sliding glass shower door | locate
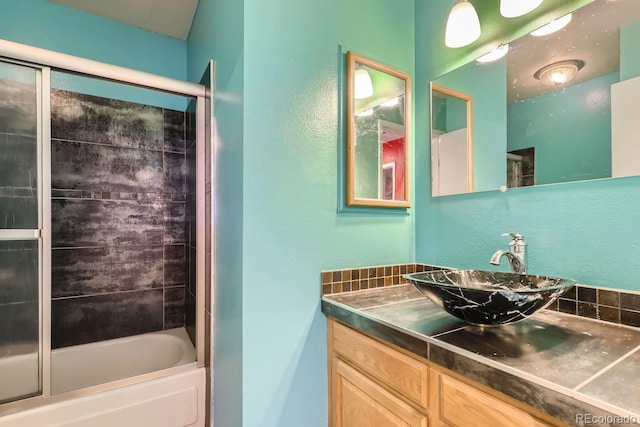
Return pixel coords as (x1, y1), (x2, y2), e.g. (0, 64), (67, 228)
(0, 60), (46, 404)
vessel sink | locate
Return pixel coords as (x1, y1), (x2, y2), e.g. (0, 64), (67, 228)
(403, 269), (576, 326)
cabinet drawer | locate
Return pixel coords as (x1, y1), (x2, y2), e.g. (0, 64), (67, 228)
(332, 322), (429, 409)
(436, 371), (550, 427)
(334, 359), (428, 427)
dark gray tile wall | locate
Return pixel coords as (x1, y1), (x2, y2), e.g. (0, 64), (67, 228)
(50, 90), (190, 348)
(185, 100), (197, 345)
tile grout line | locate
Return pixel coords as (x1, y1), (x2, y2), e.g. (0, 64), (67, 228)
(573, 344), (640, 391)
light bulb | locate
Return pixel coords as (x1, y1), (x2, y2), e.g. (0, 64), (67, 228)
(445, 0), (481, 48)
(477, 44), (510, 63)
(534, 60), (584, 87)
(354, 67), (373, 99)
(530, 13), (572, 37)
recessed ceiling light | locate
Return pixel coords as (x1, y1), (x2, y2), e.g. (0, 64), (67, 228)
(534, 60), (585, 86)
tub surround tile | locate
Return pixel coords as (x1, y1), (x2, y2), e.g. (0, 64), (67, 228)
(0, 240), (39, 304)
(51, 140), (164, 194)
(0, 196), (38, 229)
(0, 301), (39, 348)
(0, 134), (37, 189)
(163, 152), (187, 194)
(50, 91), (191, 347)
(51, 90), (163, 150)
(51, 198), (164, 247)
(164, 244), (187, 287)
(51, 289), (164, 349)
(51, 246), (164, 298)
(164, 286), (186, 329)
(163, 201), (186, 244)
(163, 109), (186, 153)
(0, 78), (37, 136)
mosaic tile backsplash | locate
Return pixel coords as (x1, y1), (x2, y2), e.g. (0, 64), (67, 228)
(322, 263), (640, 329)
(50, 90), (193, 349)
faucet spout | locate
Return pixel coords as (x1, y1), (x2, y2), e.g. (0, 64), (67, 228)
(490, 250), (525, 274)
(489, 233), (527, 274)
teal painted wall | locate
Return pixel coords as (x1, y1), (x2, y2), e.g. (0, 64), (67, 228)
(435, 58), (507, 192)
(507, 72), (616, 185)
(242, 1), (414, 426)
(0, 0), (187, 110)
(620, 20), (640, 81)
(188, 0), (414, 426)
(416, 0), (640, 292)
(187, 0), (245, 426)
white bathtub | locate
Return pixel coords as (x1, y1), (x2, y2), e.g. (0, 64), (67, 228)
(0, 328), (205, 427)
(52, 327), (196, 394)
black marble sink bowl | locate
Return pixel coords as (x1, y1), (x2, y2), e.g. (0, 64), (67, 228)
(403, 270), (576, 326)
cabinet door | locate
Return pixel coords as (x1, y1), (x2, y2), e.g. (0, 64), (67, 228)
(333, 359), (428, 427)
(433, 370), (551, 427)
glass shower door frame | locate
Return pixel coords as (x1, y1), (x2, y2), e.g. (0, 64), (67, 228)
(0, 39), (209, 415)
(0, 59), (51, 405)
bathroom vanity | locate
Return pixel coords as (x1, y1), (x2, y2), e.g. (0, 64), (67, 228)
(323, 285), (640, 426)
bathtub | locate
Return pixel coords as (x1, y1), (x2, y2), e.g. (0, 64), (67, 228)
(0, 328), (205, 427)
(52, 327), (196, 394)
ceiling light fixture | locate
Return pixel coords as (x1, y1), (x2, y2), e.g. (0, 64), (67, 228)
(500, 0), (543, 18)
(477, 44), (510, 63)
(445, 0), (481, 48)
(534, 59), (585, 87)
(354, 66), (373, 99)
(380, 97), (400, 107)
(530, 13), (572, 36)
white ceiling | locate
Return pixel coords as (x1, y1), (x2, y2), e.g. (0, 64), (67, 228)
(48, 0), (199, 40)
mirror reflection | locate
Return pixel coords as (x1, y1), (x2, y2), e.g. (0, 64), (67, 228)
(431, 0), (640, 196)
(346, 51), (411, 207)
(431, 83), (473, 196)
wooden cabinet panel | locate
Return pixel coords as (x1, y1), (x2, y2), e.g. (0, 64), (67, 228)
(434, 370), (550, 427)
(332, 321), (429, 409)
(334, 359), (428, 427)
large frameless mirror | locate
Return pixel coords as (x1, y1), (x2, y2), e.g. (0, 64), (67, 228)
(346, 51), (411, 208)
(430, 0), (640, 196)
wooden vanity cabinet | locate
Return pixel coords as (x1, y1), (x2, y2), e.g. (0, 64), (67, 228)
(328, 319), (564, 427)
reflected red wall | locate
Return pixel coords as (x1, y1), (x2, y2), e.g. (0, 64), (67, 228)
(382, 137), (404, 200)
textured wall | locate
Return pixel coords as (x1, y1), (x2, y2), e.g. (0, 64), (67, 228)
(50, 90), (190, 348)
(508, 72), (616, 185)
(416, 0), (640, 293)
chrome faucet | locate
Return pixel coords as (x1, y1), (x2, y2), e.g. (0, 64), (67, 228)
(490, 233), (527, 274)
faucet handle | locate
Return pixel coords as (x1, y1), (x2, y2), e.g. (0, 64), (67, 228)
(502, 232), (524, 241)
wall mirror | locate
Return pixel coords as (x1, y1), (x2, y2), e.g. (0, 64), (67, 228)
(431, 83), (473, 196)
(431, 0), (640, 196)
(346, 51), (411, 208)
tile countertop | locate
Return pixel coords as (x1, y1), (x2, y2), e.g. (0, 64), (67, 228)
(322, 284), (640, 427)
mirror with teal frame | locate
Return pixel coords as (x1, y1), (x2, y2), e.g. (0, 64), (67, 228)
(346, 51), (411, 208)
(431, 0), (640, 196)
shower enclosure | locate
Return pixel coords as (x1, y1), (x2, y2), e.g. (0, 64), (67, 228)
(0, 40), (211, 423)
